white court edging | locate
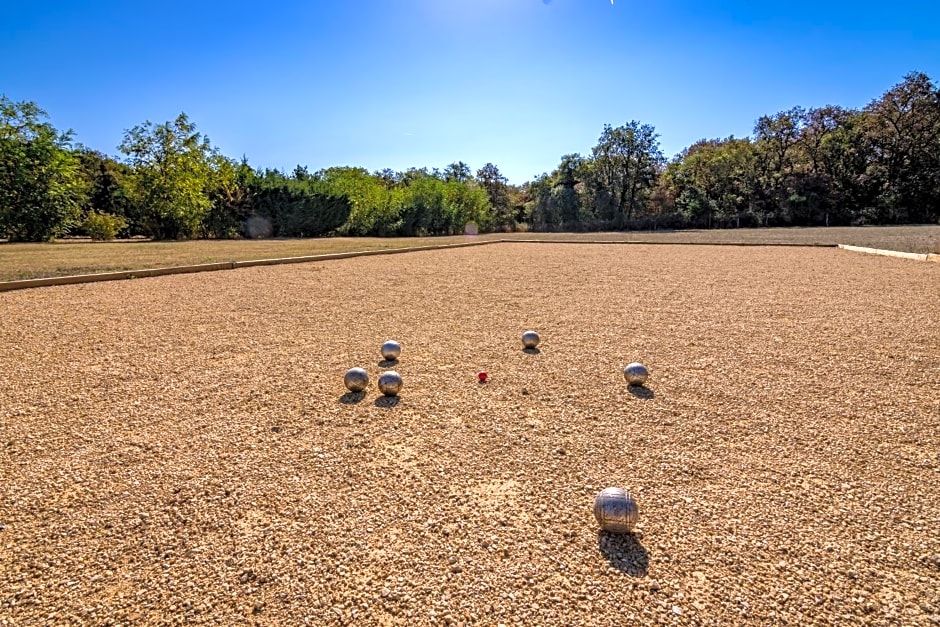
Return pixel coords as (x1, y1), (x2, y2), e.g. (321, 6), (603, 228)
(838, 244), (938, 262)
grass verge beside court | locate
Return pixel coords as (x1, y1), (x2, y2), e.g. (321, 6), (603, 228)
(1, 225), (938, 282)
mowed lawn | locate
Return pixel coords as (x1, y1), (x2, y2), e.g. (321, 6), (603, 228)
(1, 224), (939, 282)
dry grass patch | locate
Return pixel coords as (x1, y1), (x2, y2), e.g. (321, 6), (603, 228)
(505, 224), (940, 252)
(2, 225), (939, 282)
(0, 235), (497, 282)
(1, 244), (938, 625)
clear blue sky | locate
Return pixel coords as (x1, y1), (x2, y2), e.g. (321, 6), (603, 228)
(2, 0), (937, 184)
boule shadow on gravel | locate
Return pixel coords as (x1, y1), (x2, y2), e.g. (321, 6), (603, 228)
(597, 530), (649, 577)
(374, 396), (400, 408)
(522, 347), (541, 355)
(378, 358), (399, 368)
(338, 391), (366, 404)
(627, 385), (655, 400)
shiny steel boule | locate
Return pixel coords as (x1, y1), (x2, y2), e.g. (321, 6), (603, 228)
(381, 340), (401, 361)
(624, 362), (649, 386)
(343, 367), (369, 393)
(593, 487), (639, 533)
(377, 371), (403, 397)
(521, 330), (540, 349)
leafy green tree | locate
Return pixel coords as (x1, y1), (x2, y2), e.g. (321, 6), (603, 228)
(75, 149), (135, 234)
(524, 155), (594, 231)
(118, 113), (215, 239)
(590, 121), (664, 226)
(671, 138), (758, 227)
(754, 107), (804, 175)
(397, 171), (444, 235)
(249, 171), (351, 237)
(316, 167), (398, 235)
(83, 211), (127, 240)
(292, 165), (311, 181)
(861, 72), (940, 223)
(553, 154), (589, 227)
(443, 161), (472, 183)
(399, 167), (431, 186)
(751, 107), (807, 224)
(506, 184), (530, 228)
(391, 170), (493, 235)
(443, 179), (491, 233)
(0, 96), (86, 241)
(376, 168), (398, 190)
(811, 109), (877, 225)
(525, 174), (560, 230)
(476, 163), (511, 230)
(791, 106), (856, 225)
(205, 156), (256, 238)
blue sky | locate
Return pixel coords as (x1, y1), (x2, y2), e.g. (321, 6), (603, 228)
(2, 0), (938, 184)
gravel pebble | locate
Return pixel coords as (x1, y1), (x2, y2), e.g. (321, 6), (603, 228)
(1, 243), (938, 625)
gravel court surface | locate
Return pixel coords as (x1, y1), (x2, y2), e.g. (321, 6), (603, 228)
(1, 243), (938, 626)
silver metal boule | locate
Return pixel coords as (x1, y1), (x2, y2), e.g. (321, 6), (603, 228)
(343, 367), (369, 393)
(381, 340), (401, 361)
(593, 486), (638, 533)
(522, 330), (540, 349)
(377, 371), (403, 397)
(624, 362), (649, 386)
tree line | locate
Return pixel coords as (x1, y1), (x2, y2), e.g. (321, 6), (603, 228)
(1, 72), (937, 242)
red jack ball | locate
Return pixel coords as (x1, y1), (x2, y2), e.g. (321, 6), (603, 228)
(478, 371), (488, 383)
